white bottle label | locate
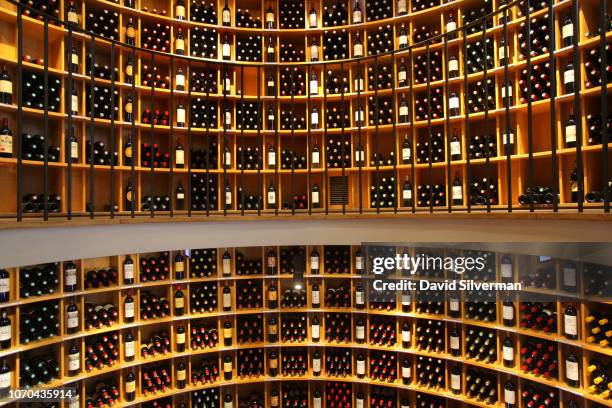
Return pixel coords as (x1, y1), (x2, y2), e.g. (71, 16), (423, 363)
(67, 11), (79, 24)
(450, 335), (459, 350)
(356, 292), (364, 305)
(225, 191), (232, 205)
(399, 106), (408, 116)
(0, 372), (10, 388)
(312, 191), (319, 204)
(505, 389), (516, 404)
(223, 43), (231, 58)
(71, 53), (79, 65)
(176, 332), (185, 344)
(355, 150), (364, 162)
(356, 399), (364, 408)
(0, 325), (10, 341)
(268, 151), (276, 166)
(69, 353), (80, 371)
(564, 69), (574, 84)
(357, 360), (365, 374)
(310, 46), (318, 61)
(176, 5), (185, 18)
(177, 108), (186, 124)
(503, 132), (514, 144)
(397, 0), (407, 13)
(224, 361), (232, 372)
(224, 402), (232, 408)
(124, 302), (134, 318)
(402, 148), (411, 161)
(355, 78), (364, 91)
(71, 141), (79, 160)
(566, 360), (579, 381)
(450, 299), (459, 312)
(449, 97), (459, 110)
(451, 373), (460, 389)
(71, 95), (78, 113)
(268, 191), (276, 205)
(224, 78), (231, 92)
(312, 324), (320, 338)
(503, 305), (514, 320)
(353, 11), (362, 23)
(399, 70), (407, 82)
(313, 358), (321, 372)
(67, 310), (78, 328)
(564, 126), (577, 147)
(399, 34), (407, 46)
(356, 256), (363, 269)
(564, 314), (577, 336)
(562, 24), (573, 40)
(223, 292), (231, 308)
(498, 46), (506, 60)
(310, 80), (318, 95)
(223, 10), (230, 23)
(309, 13), (317, 28)
(501, 263), (512, 278)
(452, 185), (462, 200)
(402, 293), (410, 305)
(0, 136), (12, 155)
(311, 256), (319, 270)
(176, 149), (185, 165)
(402, 330), (410, 341)
(503, 346), (514, 361)
(312, 151), (320, 164)
(447, 21), (456, 32)
(354, 44), (363, 57)
(0, 80), (12, 94)
(356, 325), (364, 339)
(450, 141), (461, 155)
(224, 151), (231, 165)
(124, 263), (134, 280)
(225, 112), (231, 126)
(402, 366), (411, 378)
(501, 84), (512, 98)
(449, 59), (459, 72)
(313, 397), (321, 408)
(223, 258), (231, 275)
(125, 340), (135, 357)
(563, 267), (576, 287)
(176, 74), (185, 87)
(402, 188), (412, 200)
(354, 110), (364, 122)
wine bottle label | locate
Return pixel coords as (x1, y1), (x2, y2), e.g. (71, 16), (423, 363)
(70, 141), (79, 160)
(313, 397), (321, 408)
(268, 46), (275, 55)
(223, 257), (231, 274)
(0, 325), (10, 341)
(565, 125), (576, 143)
(398, 70), (407, 82)
(354, 44), (363, 56)
(356, 325), (364, 339)
(498, 46), (506, 60)
(176, 332), (185, 344)
(224, 151), (231, 164)
(452, 186), (462, 200)
(0, 372), (10, 388)
(451, 373), (460, 389)
(125, 146), (132, 158)
(564, 69), (574, 84)
(501, 263), (512, 278)
(353, 11), (362, 23)
(125, 380), (135, 393)
(68, 394), (80, 408)
(224, 327), (232, 338)
(449, 97), (459, 109)
(310, 13), (317, 28)
(223, 10), (230, 23)
(176, 149), (185, 165)
(450, 335), (459, 350)
(355, 110), (364, 122)
(402, 294), (410, 304)
(563, 266), (576, 287)
(502, 84), (512, 98)
(224, 78), (231, 92)
(268, 152), (276, 166)
(223, 43), (231, 57)
(503, 345), (514, 361)
(125, 301), (134, 317)
(0, 80), (12, 94)
(402, 366), (411, 378)
(268, 80), (274, 88)
(125, 65), (133, 77)
(449, 59), (459, 72)
(355, 78), (364, 91)
(312, 324), (320, 338)
(63, 268), (77, 286)
(224, 361), (232, 372)
(268, 256), (276, 267)
(269, 324), (277, 335)
(67, 11), (79, 24)
(402, 189), (412, 200)
(176, 74), (185, 87)
(446, 21), (457, 32)
(225, 191), (232, 205)
(312, 191), (320, 204)
(313, 358), (321, 372)
(310, 80), (318, 95)
(566, 360), (579, 380)
(175, 261), (184, 272)
(310, 46), (318, 60)
(175, 296), (184, 308)
(399, 106), (408, 116)
(450, 141), (461, 155)
(124, 102), (132, 114)
(224, 402), (232, 408)
(356, 291), (365, 305)
(312, 290), (320, 304)
(67, 310), (79, 328)
(399, 35), (407, 46)
(268, 290), (277, 301)
(268, 191), (276, 205)
(177, 369), (186, 381)
(269, 358), (278, 369)
(0, 135), (12, 155)
(503, 305), (514, 320)
(310, 256), (319, 270)
(311, 112), (319, 126)
(504, 389), (516, 404)
(68, 353), (80, 371)
(503, 132), (514, 144)
(71, 53), (79, 65)
(125, 340), (135, 356)
(402, 329), (410, 341)
(312, 151), (320, 164)
(357, 360), (365, 374)
(126, 27), (135, 38)
(177, 108), (186, 124)
(124, 263), (134, 279)
(71, 95), (78, 112)
(450, 299), (459, 311)
(126, 190), (133, 202)
(176, 5), (185, 18)
(356, 256), (363, 269)
(562, 24), (573, 39)
(266, 13), (274, 23)
(564, 315), (577, 336)
(223, 293), (231, 308)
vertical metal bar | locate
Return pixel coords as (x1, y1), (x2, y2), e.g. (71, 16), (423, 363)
(149, 52), (155, 218)
(89, 35), (95, 219)
(43, 17), (49, 220)
(462, 29), (471, 213)
(187, 60), (193, 217)
(290, 67), (296, 215)
(390, 55), (398, 214)
(110, 43), (116, 218)
(257, 65), (262, 216)
(374, 55), (380, 213)
(572, 0), (583, 212)
(222, 63), (228, 216)
(307, 64), (312, 215)
(444, 33), (451, 213)
(339, 62), (346, 215)
(169, 55), (174, 218)
(503, 7), (512, 213)
(130, 46), (136, 218)
(602, 0), (609, 212)
(16, 4), (23, 221)
(66, 27), (73, 220)
(356, 59), (363, 213)
(240, 65), (245, 216)
(408, 48), (415, 213)
(482, 19), (491, 212)
(426, 43), (433, 213)
(323, 63), (329, 215)
(548, 0), (558, 212)
(526, 2), (535, 212)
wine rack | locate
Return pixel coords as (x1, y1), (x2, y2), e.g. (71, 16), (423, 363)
(0, 244), (610, 407)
